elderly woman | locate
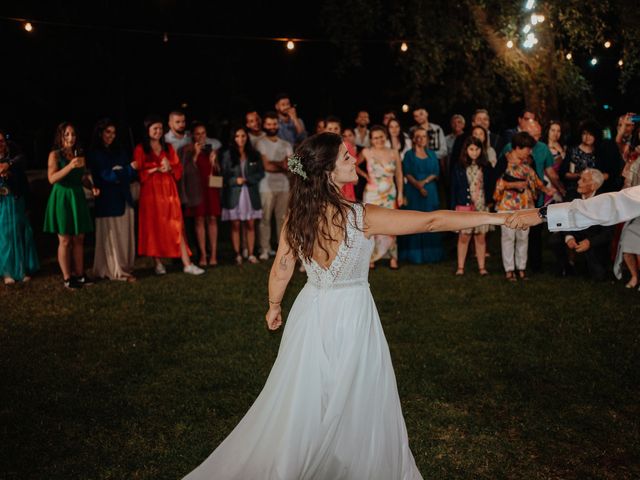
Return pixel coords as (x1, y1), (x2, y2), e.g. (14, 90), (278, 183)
(88, 119), (137, 281)
(0, 131), (39, 284)
(43, 122), (96, 289)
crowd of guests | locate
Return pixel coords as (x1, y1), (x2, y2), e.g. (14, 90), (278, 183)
(1, 93), (639, 290)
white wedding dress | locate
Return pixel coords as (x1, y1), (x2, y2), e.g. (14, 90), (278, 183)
(184, 204), (423, 480)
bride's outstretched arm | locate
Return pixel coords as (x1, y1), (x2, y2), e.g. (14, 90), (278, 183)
(364, 203), (506, 236)
(266, 225), (297, 331)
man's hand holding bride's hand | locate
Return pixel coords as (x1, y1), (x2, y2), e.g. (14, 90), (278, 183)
(504, 209), (543, 230)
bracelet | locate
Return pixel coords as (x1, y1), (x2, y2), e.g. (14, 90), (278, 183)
(268, 299), (281, 305)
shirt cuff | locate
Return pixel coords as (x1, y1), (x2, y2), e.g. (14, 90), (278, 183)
(547, 204), (573, 231)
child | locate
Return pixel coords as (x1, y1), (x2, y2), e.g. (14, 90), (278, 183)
(451, 136), (494, 275)
(495, 132), (555, 281)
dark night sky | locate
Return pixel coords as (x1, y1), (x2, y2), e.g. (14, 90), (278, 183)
(2, 1), (634, 167)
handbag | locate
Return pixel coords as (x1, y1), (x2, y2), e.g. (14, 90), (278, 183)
(208, 161), (223, 188)
(209, 175), (223, 188)
(455, 204), (475, 212)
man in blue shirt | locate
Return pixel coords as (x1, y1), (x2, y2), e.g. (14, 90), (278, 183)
(275, 93), (307, 147)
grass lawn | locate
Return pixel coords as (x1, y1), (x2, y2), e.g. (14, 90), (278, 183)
(1, 242), (639, 479)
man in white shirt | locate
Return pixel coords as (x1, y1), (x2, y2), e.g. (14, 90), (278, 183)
(504, 185), (640, 232)
(246, 110), (266, 147)
(164, 110), (192, 156)
(353, 110), (371, 148)
(256, 111), (293, 260)
(412, 107), (447, 161)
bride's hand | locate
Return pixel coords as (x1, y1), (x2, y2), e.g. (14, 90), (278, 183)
(265, 305), (283, 331)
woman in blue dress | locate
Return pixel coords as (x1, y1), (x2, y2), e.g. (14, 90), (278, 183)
(398, 127), (444, 263)
(0, 130), (39, 284)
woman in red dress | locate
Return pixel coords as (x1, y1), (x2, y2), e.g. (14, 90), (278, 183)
(183, 122), (222, 266)
(133, 116), (204, 276)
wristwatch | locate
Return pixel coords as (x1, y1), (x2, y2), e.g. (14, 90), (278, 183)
(538, 205), (548, 222)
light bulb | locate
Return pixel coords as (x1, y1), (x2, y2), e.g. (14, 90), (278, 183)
(401, 104), (410, 113)
(24, 22), (33, 32)
(566, 52), (573, 60)
(604, 41), (611, 49)
(506, 40), (514, 49)
(400, 42), (408, 52)
(286, 40), (295, 51)
(523, 24), (531, 34)
(590, 57), (598, 66)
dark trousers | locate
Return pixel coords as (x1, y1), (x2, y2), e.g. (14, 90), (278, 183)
(549, 233), (608, 281)
(527, 223), (544, 272)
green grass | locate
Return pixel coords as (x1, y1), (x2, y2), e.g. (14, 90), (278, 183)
(1, 245), (639, 479)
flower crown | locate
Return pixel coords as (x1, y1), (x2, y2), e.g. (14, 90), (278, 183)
(288, 154), (308, 180)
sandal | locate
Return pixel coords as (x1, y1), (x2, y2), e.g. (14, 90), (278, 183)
(235, 254), (243, 265)
(247, 255), (259, 264)
(455, 268), (464, 276)
(625, 278), (638, 289)
(390, 259), (399, 270)
(518, 270), (528, 280)
(479, 268), (489, 276)
(505, 271), (516, 282)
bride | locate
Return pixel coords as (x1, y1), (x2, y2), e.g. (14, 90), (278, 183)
(184, 133), (507, 480)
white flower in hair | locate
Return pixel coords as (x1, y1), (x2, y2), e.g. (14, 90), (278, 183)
(288, 154), (308, 180)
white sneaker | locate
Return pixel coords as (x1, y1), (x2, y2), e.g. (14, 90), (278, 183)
(183, 264), (205, 275)
(258, 251), (269, 261)
(154, 263), (167, 275)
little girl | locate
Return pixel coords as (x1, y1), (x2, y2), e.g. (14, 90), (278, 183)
(451, 136), (494, 275)
(495, 135), (555, 281)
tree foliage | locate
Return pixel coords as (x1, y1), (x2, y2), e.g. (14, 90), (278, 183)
(320, 0), (640, 122)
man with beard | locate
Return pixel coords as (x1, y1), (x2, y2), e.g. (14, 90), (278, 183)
(275, 93), (307, 147)
(412, 106), (447, 163)
(164, 110), (192, 156)
(256, 111), (293, 260)
(246, 110), (266, 148)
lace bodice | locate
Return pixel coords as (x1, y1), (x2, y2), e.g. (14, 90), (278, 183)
(302, 204), (374, 289)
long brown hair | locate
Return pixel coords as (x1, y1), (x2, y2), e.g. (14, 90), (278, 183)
(52, 122), (79, 151)
(285, 133), (358, 262)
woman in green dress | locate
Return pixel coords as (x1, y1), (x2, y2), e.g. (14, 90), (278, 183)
(43, 122), (97, 289)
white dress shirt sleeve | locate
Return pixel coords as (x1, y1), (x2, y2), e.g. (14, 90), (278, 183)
(547, 185), (640, 231)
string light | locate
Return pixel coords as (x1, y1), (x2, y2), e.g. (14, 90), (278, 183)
(163, 32), (168, 43)
(566, 52), (573, 60)
(286, 40), (295, 51)
(525, 0), (535, 10)
(604, 41), (611, 49)
(531, 14), (538, 25)
(401, 104), (410, 113)
(523, 24), (531, 34)
(590, 57), (598, 66)
(506, 40), (514, 49)
(537, 15), (545, 23)
(24, 21), (33, 32)
(618, 59), (624, 67)
(400, 42), (408, 52)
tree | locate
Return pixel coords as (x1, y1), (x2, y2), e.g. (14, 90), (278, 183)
(321, 0), (640, 123)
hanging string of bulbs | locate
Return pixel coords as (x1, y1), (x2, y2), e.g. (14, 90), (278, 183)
(2, 15), (413, 55)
